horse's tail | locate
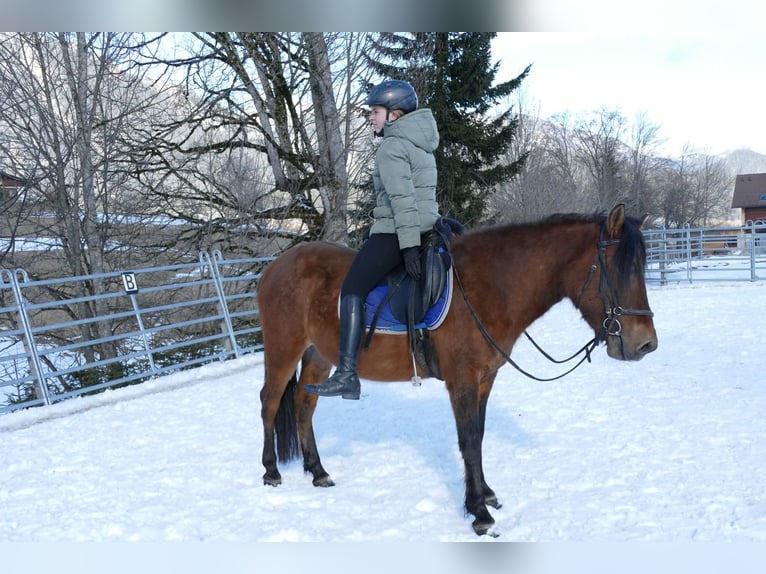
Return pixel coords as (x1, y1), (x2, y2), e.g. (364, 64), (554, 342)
(275, 369), (301, 463)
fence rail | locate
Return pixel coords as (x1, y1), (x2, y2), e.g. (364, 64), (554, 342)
(2, 221), (765, 415)
(643, 220), (766, 285)
(1, 250), (272, 414)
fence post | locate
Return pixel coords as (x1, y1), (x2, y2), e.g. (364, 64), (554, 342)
(683, 224), (693, 284)
(200, 250), (240, 358)
(4, 269), (50, 405)
(121, 272), (157, 375)
(748, 220), (757, 282)
(659, 225), (667, 286)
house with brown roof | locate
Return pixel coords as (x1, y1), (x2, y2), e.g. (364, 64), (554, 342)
(1, 171), (28, 202)
(731, 173), (766, 223)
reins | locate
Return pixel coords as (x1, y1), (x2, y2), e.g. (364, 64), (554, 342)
(446, 218), (653, 382)
(452, 262), (598, 382)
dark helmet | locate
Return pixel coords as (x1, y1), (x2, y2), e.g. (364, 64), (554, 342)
(364, 80), (418, 114)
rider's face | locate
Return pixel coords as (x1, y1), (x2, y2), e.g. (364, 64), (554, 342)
(368, 105), (388, 134)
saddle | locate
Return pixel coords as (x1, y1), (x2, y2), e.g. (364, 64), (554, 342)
(362, 217), (464, 380)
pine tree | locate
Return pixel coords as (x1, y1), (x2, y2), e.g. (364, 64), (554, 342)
(367, 32), (530, 225)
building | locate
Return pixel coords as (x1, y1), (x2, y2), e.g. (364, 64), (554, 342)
(0, 171), (28, 202)
(731, 173), (766, 223)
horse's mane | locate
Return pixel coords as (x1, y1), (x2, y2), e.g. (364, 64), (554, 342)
(545, 211), (648, 284)
(540, 211), (600, 226)
(460, 210), (648, 284)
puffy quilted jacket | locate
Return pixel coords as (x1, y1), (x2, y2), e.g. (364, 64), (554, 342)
(370, 108), (440, 250)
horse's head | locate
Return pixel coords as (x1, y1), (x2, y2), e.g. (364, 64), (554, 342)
(579, 204), (658, 361)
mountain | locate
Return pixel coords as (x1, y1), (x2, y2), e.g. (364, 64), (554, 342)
(721, 148), (766, 176)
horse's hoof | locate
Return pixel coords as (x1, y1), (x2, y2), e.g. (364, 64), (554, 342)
(263, 473), (282, 486)
(312, 475), (335, 487)
(472, 514), (496, 536)
(485, 494), (502, 509)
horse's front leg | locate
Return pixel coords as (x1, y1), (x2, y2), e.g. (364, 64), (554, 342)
(476, 378), (501, 510)
(448, 375), (498, 536)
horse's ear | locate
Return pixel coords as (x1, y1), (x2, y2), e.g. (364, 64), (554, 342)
(606, 203), (626, 237)
(639, 213), (650, 230)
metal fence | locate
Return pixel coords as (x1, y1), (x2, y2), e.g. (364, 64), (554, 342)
(643, 220), (766, 285)
(1, 250), (272, 414)
(2, 221), (765, 416)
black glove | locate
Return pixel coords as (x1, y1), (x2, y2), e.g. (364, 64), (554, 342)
(401, 246), (421, 280)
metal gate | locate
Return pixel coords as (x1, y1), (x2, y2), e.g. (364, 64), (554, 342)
(0, 251), (273, 414)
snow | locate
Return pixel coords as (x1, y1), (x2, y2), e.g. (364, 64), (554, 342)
(2, 281), (766, 570)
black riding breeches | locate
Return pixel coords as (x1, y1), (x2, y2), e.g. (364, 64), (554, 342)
(341, 233), (404, 299)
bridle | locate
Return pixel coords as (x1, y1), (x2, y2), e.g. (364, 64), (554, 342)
(451, 218), (654, 382)
(577, 221), (655, 346)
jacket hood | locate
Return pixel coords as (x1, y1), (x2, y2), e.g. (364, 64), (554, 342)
(383, 108), (439, 153)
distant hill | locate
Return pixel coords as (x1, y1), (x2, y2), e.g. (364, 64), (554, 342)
(721, 149), (766, 176)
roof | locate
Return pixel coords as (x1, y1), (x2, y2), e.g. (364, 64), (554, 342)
(731, 173), (766, 208)
(0, 171), (28, 186)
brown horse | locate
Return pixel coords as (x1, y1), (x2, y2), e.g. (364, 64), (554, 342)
(257, 204), (658, 536)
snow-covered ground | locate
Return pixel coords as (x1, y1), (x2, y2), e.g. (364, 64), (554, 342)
(2, 280), (766, 570)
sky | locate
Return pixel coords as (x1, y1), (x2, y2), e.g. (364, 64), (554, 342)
(2, 267), (766, 572)
(2, 0), (764, 158)
(492, 32), (766, 157)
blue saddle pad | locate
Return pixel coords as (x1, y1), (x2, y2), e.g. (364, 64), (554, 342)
(361, 269), (453, 333)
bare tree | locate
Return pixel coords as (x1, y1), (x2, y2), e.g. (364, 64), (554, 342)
(489, 103), (735, 227)
(491, 107), (598, 222)
(140, 32), (376, 249)
(489, 94), (578, 222)
(0, 32), (172, 365)
(572, 107), (627, 210)
(689, 153), (732, 226)
(659, 145), (706, 227)
(0, 32), (177, 267)
(304, 32), (350, 243)
(538, 112), (592, 212)
(626, 110), (667, 217)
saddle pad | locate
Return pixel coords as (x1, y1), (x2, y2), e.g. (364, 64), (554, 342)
(359, 268), (453, 334)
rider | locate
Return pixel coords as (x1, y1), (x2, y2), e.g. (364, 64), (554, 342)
(303, 79), (441, 400)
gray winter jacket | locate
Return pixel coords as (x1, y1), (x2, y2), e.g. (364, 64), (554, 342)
(370, 108), (440, 250)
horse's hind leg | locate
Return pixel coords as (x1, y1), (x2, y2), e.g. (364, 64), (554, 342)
(260, 369), (289, 486)
(260, 345), (305, 486)
(295, 346), (335, 487)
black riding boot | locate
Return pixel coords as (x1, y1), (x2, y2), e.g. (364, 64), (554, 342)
(303, 294), (363, 400)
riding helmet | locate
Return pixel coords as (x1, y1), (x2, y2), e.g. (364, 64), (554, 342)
(364, 80), (418, 114)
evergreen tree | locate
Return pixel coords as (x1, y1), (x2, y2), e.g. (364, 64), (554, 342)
(367, 32), (530, 225)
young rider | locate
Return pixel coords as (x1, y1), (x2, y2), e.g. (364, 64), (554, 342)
(303, 80), (441, 400)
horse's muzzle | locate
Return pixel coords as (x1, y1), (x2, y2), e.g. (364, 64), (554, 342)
(607, 332), (658, 361)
